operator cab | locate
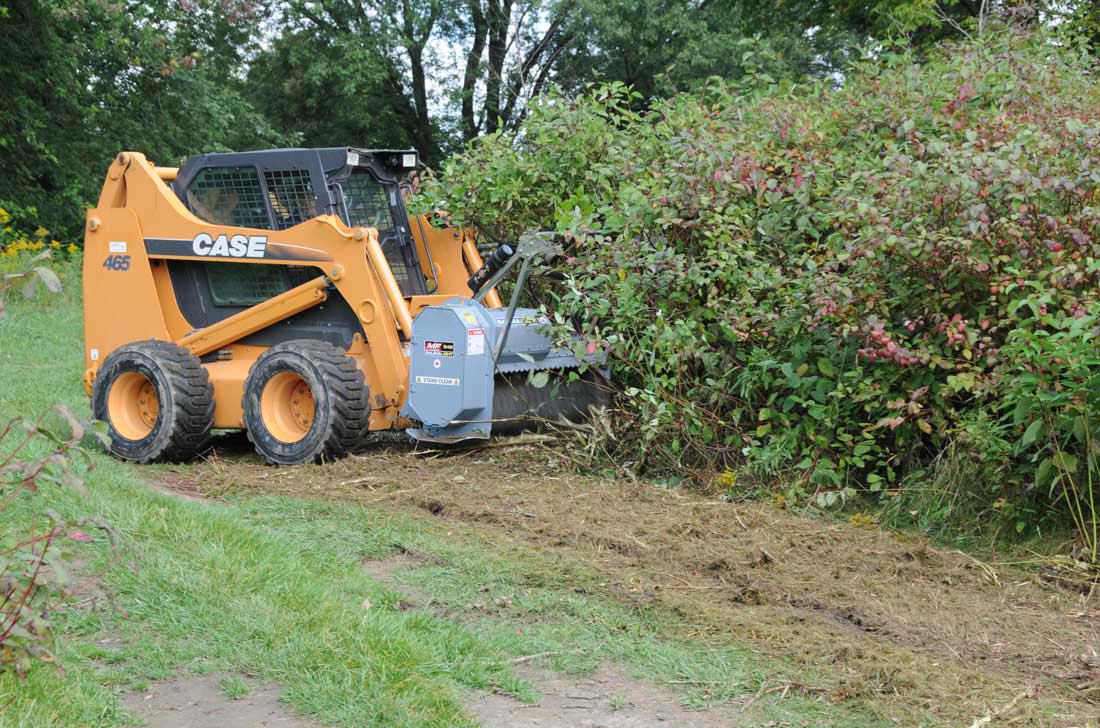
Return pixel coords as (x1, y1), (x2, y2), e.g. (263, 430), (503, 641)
(166, 147), (424, 351)
(173, 147), (426, 296)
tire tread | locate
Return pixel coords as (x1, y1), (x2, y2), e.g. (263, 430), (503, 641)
(243, 340), (370, 464)
(93, 340), (214, 463)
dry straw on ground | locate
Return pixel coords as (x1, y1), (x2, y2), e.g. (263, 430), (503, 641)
(181, 435), (1100, 726)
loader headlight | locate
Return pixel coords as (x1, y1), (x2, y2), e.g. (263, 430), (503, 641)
(387, 152), (417, 169)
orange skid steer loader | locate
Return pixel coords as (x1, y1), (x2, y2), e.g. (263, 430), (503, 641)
(82, 148), (604, 465)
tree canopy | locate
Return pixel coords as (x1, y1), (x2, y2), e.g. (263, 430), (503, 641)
(0, 0), (1093, 238)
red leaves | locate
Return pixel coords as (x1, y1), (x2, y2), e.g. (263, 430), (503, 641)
(944, 80), (977, 115)
(858, 318), (919, 366)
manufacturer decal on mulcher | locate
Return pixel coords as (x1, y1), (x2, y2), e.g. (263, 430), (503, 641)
(191, 232), (268, 258)
(423, 340), (454, 357)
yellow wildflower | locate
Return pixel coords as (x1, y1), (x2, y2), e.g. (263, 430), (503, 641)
(67, 244), (79, 254)
(34, 226), (49, 238)
(848, 512), (877, 528)
(50, 240), (61, 249)
(714, 469), (737, 489)
(0, 208), (10, 224)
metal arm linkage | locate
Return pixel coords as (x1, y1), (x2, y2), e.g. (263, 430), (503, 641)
(471, 232), (560, 364)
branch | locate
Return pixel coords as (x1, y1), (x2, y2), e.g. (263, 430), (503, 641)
(935, 2), (974, 41)
(500, 7), (570, 124)
(511, 31), (571, 127)
(461, 0), (488, 140)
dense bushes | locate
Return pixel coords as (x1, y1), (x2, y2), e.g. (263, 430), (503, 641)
(421, 29), (1100, 536)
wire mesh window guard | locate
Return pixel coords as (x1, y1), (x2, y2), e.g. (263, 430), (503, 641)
(186, 166), (269, 228)
(265, 169), (317, 230)
(341, 171), (420, 293)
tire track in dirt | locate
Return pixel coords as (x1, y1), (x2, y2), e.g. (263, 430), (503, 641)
(191, 440), (1100, 726)
(362, 553), (742, 727)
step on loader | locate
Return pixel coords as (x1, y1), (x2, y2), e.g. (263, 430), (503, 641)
(82, 148), (605, 465)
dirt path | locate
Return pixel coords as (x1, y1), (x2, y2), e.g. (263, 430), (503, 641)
(123, 675), (318, 728)
(471, 664), (737, 728)
(192, 438), (1100, 726)
(364, 553), (740, 727)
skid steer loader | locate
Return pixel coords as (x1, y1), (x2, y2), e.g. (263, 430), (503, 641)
(82, 148), (604, 465)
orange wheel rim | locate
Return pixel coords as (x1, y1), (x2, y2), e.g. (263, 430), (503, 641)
(260, 371), (315, 444)
(107, 371), (159, 441)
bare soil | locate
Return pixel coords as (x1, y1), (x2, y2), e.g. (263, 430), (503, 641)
(471, 664), (739, 728)
(192, 437), (1100, 726)
(362, 552), (433, 608)
(364, 553), (740, 727)
(123, 674), (318, 728)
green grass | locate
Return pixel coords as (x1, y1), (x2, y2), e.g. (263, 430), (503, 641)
(218, 675), (252, 700)
(2, 272), (506, 727)
(230, 494), (884, 725)
(0, 261), (890, 727)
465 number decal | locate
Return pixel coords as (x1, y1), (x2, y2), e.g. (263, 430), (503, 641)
(102, 254), (131, 271)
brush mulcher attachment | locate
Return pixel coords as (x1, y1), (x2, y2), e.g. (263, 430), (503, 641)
(82, 148), (604, 465)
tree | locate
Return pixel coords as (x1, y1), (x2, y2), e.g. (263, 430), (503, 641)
(285, 0), (446, 163)
(453, 0), (574, 140)
(554, 0), (781, 101)
(282, 0), (583, 157)
(246, 30), (419, 150)
(0, 0), (283, 240)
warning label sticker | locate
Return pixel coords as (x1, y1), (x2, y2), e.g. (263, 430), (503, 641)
(424, 340), (454, 357)
(467, 328), (485, 356)
(415, 375), (460, 386)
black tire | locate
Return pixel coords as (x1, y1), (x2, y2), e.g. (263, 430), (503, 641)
(91, 340), (215, 463)
(242, 340), (370, 465)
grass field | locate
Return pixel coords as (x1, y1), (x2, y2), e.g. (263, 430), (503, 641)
(0, 265), (890, 726)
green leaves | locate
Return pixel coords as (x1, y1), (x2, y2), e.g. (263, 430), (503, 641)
(0, 402), (101, 678)
(422, 28), (1100, 531)
(1052, 451), (1078, 473)
(1020, 419), (1045, 449)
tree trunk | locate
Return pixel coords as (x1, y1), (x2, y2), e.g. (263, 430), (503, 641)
(483, 0), (511, 134)
(399, 0), (438, 165)
(461, 0), (487, 141)
(408, 46), (434, 165)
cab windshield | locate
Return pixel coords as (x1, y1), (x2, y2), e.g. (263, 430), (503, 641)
(339, 169), (426, 296)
